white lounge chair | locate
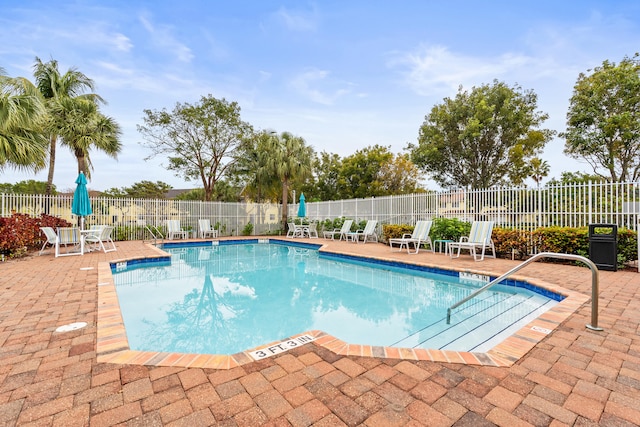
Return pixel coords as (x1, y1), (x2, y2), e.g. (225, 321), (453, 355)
(84, 225), (117, 253)
(347, 220), (378, 244)
(388, 220), (433, 254)
(449, 220), (496, 261)
(55, 227), (83, 257)
(166, 220), (188, 240)
(39, 227), (58, 255)
(198, 219), (218, 238)
(322, 219), (353, 240)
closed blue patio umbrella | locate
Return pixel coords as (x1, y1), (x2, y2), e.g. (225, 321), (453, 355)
(71, 172), (92, 229)
(297, 193), (306, 218)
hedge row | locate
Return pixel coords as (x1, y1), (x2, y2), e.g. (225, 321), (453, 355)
(2, 214), (637, 268)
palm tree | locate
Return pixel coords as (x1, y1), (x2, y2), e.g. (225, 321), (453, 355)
(260, 131), (314, 231)
(50, 97), (122, 176)
(234, 132), (280, 202)
(0, 67), (48, 171)
(529, 157), (550, 188)
(32, 57), (104, 194)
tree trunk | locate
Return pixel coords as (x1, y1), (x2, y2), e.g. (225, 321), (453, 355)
(203, 173), (212, 201)
(45, 135), (57, 197)
(75, 148), (86, 175)
(204, 185), (212, 202)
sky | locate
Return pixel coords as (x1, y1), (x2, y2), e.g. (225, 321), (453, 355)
(1, 0), (639, 193)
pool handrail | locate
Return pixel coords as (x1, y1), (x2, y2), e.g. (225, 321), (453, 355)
(446, 252), (603, 332)
(144, 224), (164, 245)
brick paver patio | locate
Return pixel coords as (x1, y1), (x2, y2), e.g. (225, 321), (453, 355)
(1, 237), (639, 426)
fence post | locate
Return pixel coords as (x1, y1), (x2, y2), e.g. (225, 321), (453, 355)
(587, 181), (593, 224)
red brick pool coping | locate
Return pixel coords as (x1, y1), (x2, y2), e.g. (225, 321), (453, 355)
(96, 239), (589, 370)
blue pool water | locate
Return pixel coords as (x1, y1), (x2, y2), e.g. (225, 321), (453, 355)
(111, 241), (561, 355)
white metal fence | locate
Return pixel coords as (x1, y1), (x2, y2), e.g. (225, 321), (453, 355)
(303, 181), (640, 232)
(2, 181), (639, 241)
(0, 194), (284, 240)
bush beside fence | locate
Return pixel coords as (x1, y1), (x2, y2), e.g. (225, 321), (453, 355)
(382, 222), (638, 268)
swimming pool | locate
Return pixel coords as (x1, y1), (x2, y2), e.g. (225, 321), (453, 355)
(110, 240), (562, 357)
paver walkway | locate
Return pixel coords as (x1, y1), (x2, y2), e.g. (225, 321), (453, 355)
(1, 238), (639, 426)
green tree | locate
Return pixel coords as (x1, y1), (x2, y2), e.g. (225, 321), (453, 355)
(102, 180), (172, 198)
(126, 180), (172, 199)
(562, 55), (640, 182)
(174, 188), (204, 201)
(409, 80), (553, 189)
(138, 95), (252, 201)
(0, 67), (48, 172)
(379, 152), (424, 195)
(306, 151), (342, 201)
(32, 57), (104, 195)
(338, 145), (394, 198)
(0, 180), (54, 194)
(529, 157), (550, 188)
(99, 187), (126, 198)
(259, 131), (314, 230)
(13, 179), (53, 194)
(175, 181), (242, 202)
(546, 171), (605, 186)
(231, 132), (281, 202)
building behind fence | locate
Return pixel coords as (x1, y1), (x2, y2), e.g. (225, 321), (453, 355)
(2, 181), (639, 241)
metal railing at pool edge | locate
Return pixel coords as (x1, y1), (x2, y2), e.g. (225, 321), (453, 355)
(144, 225), (164, 245)
(446, 252), (603, 332)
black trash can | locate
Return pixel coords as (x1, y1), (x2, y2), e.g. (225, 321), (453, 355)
(588, 224), (618, 271)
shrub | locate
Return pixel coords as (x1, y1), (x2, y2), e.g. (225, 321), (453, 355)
(492, 228), (530, 259)
(242, 222), (254, 236)
(112, 225), (143, 241)
(532, 227), (589, 258)
(617, 228), (638, 267)
(430, 217), (471, 242)
(0, 213), (71, 258)
(320, 217), (353, 234)
(354, 219), (368, 231)
(382, 224), (414, 242)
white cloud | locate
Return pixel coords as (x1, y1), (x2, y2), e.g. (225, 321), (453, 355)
(112, 33), (133, 52)
(138, 14), (194, 63)
(258, 70), (272, 82)
(95, 61), (134, 75)
(274, 6), (319, 32)
(290, 69), (352, 105)
(199, 30), (231, 62)
(391, 45), (539, 95)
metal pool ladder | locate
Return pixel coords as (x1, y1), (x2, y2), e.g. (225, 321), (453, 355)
(446, 252), (603, 331)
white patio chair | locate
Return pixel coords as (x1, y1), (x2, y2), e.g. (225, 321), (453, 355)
(449, 221), (496, 261)
(84, 226), (117, 253)
(286, 222), (303, 238)
(166, 220), (188, 240)
(198, 219), (218, 238)
(306, 222), (319, 238)
(39, 227), (58, 255)
(322, 219), (353, 240)
(389, 220), (433, 254)
(55, 227), (83, 257)
(347, 220), (378, 244)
